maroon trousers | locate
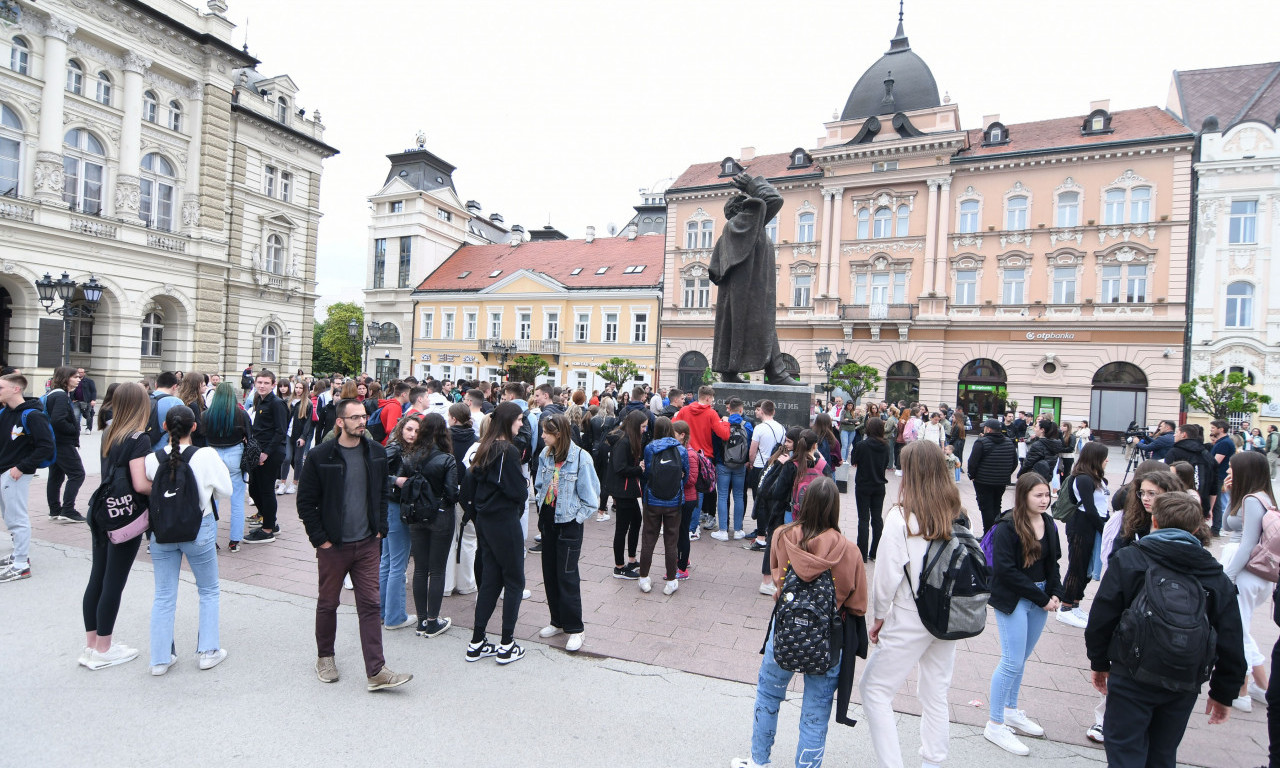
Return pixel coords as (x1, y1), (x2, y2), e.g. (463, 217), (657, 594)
(315, 536), (384, 677)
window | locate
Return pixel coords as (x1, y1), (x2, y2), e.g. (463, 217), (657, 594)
(632, 312), (648, 343)
(1126, 264), (1147, 303)
(700, 219), (714, 248)
(856, 208), (869, 239)
(1225, 282), (1254, 328)
(464, 312), (477, 340)
(168, 101), (182, 132)
(9, 36), (27, 75)
(277, 96), (288, 123)
(798, 212), (815, 243)
(62, 129), (105, 214)
(989, 126), (1003, 142)
(141, 312), (163, 358)
(873, 207), (892, 238)
(95, 72), (112, 106)
(1229, 201), (1257, 244)
(280, 171), (292, 203)
(683, 277), (711, 308)
(397, 237), (411, 288)
(595, 266), (608, 275)
(436, 207), (452, 222)
(389, 200), (403, 213)
(1002, 267), (1025, 304)
(685, 221), (698, 249)
(955, 269), (977, 304)
(574, 312), (589, 342)
(1101, 265), (1122, 303)
(1006, 196), (1027, 230)
(1052, 266), (1076, 303)
(604, 312), (618, 343)
(266, 234), (285, 274)
(793, 274), (812, 306)
(518, 312), (531, 341)
(66, 60), (83, 94)
(421, 311), (433, 339)
(443, 311), (455, 339)
(1130, 187), (1151, 223)
(69, 318), (93, 353)
(872, 160), (898, 172)
(488, 311), (501, 339)
(958, 200), (979, 233)
(260, 325), (279, 363)
(622, 265), (646, 274)
(895, 205), (910, 237)
(0, 105), (23, 196)
(870, 272), (890, 305)
(569, 267), (582, 276)
(1104, 189), (1125, 225)
(765, 216), (778, 243)
(264, 165), (277, 198)
(853, 273), (866, 304)
(1091, 116), (1105, 131)
(893, 270), (907, 303)
(546, 311), (559, 340)
(372, 238), (386, 289)
(143, 90), (158, 123)
(139, 153), (176, 231)
(1056, 191), (1079, 227)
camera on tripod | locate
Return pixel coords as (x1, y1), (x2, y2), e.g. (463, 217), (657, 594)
(1124, 420), (1151, 442)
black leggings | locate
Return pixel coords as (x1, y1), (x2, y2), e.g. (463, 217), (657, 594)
(472, 507), (524, 645)
(1267, 635), (1280, 766)
(47, 444), (86, 516)
(1062, 529), (1095, 606)
(82, 518), (141, 636)
(854, 485), (886, 560)
(410, 508), (455, 621)
(892, 441), (904, 469)
(677, 499), (696, 571)
(595, 458), (611, 512)
(613, 497), (641, 565)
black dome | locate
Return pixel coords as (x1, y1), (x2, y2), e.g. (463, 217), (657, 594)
(840, 21), (940, 121)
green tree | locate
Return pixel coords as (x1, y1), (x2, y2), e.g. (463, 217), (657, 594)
(597, 357), (640, 390)
(1178, 371), (1272, 420)
(315, 301), (363, 376)
(508, 354), (550, 384)
(828, 361), (881, 405)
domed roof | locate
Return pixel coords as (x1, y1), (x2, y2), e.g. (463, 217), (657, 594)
(840, 20), (941, 121)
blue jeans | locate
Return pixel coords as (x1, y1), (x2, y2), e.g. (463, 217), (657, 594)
(378, 502), (412, 625)
(689, 492), (703, 534)
(717, 464), (747, 533)
(840, 430), (854, 461)
(751, 633), (841, 767)
(213, 444), (246, 543)
(989, 582), (1048, 723)
(149, 514), (220, 665)
(1213, 490), (1230, 533)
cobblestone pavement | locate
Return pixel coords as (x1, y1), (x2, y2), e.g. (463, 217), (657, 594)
(23, 434), (1277, 768)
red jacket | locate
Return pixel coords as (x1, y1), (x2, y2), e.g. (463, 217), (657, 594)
(674, 402), (729, 457)
(377, 398), (402, 445)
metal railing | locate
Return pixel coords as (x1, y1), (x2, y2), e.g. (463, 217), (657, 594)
(839, 303), (915, 321)
(478, 338), (560, 355)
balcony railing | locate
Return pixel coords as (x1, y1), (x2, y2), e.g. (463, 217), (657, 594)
(840, 303), (915, 321)
(478, 338), (560, 355)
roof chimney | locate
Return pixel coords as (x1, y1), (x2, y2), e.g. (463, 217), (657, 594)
(740, 146), (756, 162)
(585, 226), (595, 243)
(488, 212), (503, 224)
(508, 231), (522, 246)
(465, 200), (481, 213)
(982, 114), (1000, 127)
(511, 224), (526, 235)
(1090, 99), (1110, 113)
(626, 224), (638, 240)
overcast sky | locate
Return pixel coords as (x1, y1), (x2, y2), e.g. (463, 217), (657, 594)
(223, 0), (1280, 317)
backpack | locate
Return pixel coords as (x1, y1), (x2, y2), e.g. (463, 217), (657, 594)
(791, 460), (825, 512)
(979, 516), (1004, 568)
(768, 565), (842, 674)
(1051, 476), (1079, 522)
(148, 446), (205, 544)
(11, 407), (57, 469)
(723, 421), (749, 468)
(366, 405), (387, 443)
(911, 521), (991, 640)
(1110, 559), (1217, 693)
(648, 444), (684, 504)
(1244, 493), (1280, 583)
(88, 438), (149, 544)
(144, 391), (168, 448)
(692, 450), (715, 494)
(400, 451), (455, 526)
(591, 417), (617, 466)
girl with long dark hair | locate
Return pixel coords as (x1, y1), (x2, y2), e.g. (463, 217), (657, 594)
(382, 413), (425, 631)
(96, 382), (119, 431)
(608, 409), (647, 579)
(45, 366), (87, 524)
(812, 412), (841, 477)
(279, 382), (314, 494)
(756, 428), (824, 596)
(851, 415), (891, 560)
(1220, 451), (1277, 711)
(1057, 441), (1109, 628)
(203, 382), (253, 551)
(397, 413), (458, 639)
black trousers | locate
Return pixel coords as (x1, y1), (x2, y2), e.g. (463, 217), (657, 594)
(1062, 529), (1094, 606)
(1103, 671), (1198, 768)
(1268, 635), (1280, 767)
(973, 482), (1007, 533)
(539, 507), (584, 634)
(82, 516), (141, 635)
(854, 485), (886, 560)
(612, 497), (641, 565)
(409, 508), (455, 621)
(760, 507), (784, 576)
(595, 457), (611, 512)
(745, 465), (763, 519)
(249, 452), (284, 530)
(47, 443), (86, 516)
(472, 507), (524, 645)
(892, 441), (904, 469)
(677, 499), (696, 571)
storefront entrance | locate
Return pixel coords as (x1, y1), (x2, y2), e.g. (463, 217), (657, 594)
(1090, 362), (1147, 443)
(1032, 396), (1062, 424)
(957, 358), (1007, 423)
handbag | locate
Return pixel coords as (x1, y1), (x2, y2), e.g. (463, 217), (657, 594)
(1244, 493), (1280, 583)
(240, 435), (262, 475)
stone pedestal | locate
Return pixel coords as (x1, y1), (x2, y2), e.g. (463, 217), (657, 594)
(710, 381), (812, 431)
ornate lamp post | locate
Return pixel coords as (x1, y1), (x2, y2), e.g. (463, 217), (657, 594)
(36, 272), (103, 367)
(347, 318), (379, 376)
(814, 346), (849, 404)
(493, 341), (517, 380)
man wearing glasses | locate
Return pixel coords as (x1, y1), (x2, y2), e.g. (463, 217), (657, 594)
(0, 373), (56, 581)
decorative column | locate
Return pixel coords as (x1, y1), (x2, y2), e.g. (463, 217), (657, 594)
(818, 190), (834, 296)
(934, 178), (952, 295)
(921, 179), (940, 297)
(182, 81), (204, 233)
(828, 189), (844, 298)
(114, 52), (150, 217)
(34, 15), (77, 204)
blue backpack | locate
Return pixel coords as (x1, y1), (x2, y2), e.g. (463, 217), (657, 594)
(9, 402), (57, 469)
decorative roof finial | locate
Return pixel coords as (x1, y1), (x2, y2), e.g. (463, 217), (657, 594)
(899, 0), (904, 23)
(888, 0), (910, 53)
(415, 130), (426, 149)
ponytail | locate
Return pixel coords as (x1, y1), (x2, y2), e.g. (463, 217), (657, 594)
(161, 404), (197, 481)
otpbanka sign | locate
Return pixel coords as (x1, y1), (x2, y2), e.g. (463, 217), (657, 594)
(1013, 330), (1091, 342)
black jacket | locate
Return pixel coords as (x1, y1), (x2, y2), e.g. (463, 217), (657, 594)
(73, 377), (97, 404)
(1084, 533), (1246, 706)
(397, 446), (459, 514)
(757, 460), (796, 526)
(461, 441), (527, 518)
(1021, 437), (1066, 478)
(251, 392), (289, 458)
(851, 437), (889, 488)
(1164, 438), (1218, 516)
(609, 432), (644, 499)
(0, 398), (56, 473)
(1064, 474), (1109, 542)
(531, 403), (566, 467)
(449, 425), (476, 471)
(43, 389), (80, 447)
(296, 436), (389, 547)
(621, 400), (656, 437)
(988, 511), (1063, 613)
(967, 432), (1017, 486)
(317, 398), (339, 443)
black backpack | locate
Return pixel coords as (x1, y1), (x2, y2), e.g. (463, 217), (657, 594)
(593, 419), (617, 467)
(647, 444), (684, 504)
(1110, 560), (1217, 692)
(724, 421), (749, 468)
(144, 391), (168, 448)
(912, 522), (991, 640)
(148, 446), (205, 544)
(767, 565), (842, 674)
(400, 451), (455, 526)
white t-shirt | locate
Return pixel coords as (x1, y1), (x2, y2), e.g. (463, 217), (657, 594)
(751, 419), (786, 468)
(144, 444), (233, 517)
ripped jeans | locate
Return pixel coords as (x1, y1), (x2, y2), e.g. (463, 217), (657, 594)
(748, 631), (841, 767)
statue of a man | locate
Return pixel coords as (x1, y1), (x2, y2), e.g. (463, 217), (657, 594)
(709, 173), (801, 386)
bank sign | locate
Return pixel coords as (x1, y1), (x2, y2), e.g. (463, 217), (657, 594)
(1013, 331), (1092, 342)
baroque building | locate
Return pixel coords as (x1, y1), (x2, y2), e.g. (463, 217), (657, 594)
(0, 0), (334, 383)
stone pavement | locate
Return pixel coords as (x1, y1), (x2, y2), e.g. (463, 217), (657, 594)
(19, 433), (1277, 767)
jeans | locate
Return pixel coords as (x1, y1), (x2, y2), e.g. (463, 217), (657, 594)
(149, 514), (220, 665)
(316, 536), (384, 677)
(639, 503), (680, 580)
(750, 633), (841, 768)
(1103, 671), (1198, 768)
(46, 443), (86, 516)
(716, 463), (747, 533)
(409, 506), (454, 622)
(378, 502), (413, 626)
(688, 492), (703, 535)
(539, 507), (584, 634)
(840, 430), (854, 462)
(212, 445), (246, 543)
(83, 514), (142, 636)
(854, 485), (886, 560)
(1213, 490), (1230, 534)
(989, 582), (1048, 723)
(0, 473), (32, 564)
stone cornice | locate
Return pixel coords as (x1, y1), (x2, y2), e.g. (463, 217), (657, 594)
(232, 104), (338, 158)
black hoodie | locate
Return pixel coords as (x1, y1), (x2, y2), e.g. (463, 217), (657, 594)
(1085, 531), (1246, 707)
(1164, 437), (1218, 517)
(461, 441), (527, 518)
(0, 398), (56, 473)
(967, 430), (1017, 486)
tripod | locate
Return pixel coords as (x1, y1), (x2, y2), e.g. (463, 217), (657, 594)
(1120, 439), (1150, 487)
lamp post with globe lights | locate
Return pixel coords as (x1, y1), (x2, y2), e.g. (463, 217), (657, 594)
(36, 272), (103, 367)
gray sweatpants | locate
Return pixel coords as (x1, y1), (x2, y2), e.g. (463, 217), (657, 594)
(1, 472), (33, 564)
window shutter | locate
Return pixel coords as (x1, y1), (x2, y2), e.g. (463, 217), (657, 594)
(38, 318), (63, 367)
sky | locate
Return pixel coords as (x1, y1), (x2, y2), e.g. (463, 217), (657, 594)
(221, 0), (1280, 318)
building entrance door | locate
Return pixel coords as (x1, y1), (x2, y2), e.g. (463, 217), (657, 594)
(956, 358), (1007, 423)
(1032, 396), (1061, 424)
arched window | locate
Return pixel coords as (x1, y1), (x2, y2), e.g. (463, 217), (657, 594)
(168, 100), (182, 132)
(1104, 189), (1125, 225)
(856, 208), (870, 239)
(9, 36), (28, 75)
(872, 206), (892, 238)
(260, 324), (279, 363)
(266, 234), (285, 274)
(277, 96), (289, 123)
(797, 212), (815, 242)
(66, 59), (83, 95)
(677, 350), (709, 394)
(885, 360), (920, 405)
(0, 104), (23, 196)
(685, 220), (698, 249)
(378, 322), (400, 344)
(143, 90), (158, 123)
(62, 128), (106, 213)
(1130, 187), (1151, 223)
(1225, 282), (1254, 328)
(141, 311), (163, 358)
(1092, 362), (1147, 388)
(139, 153), (176, 231)
(895, 204), (910, 237)
(958, 200), (979, 233)
(1006, 195), (1028, 230)
(1056, 191), (1080, 227)
(95, 71), (112, 106)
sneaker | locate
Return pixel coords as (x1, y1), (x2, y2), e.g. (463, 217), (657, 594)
(466, 640), (499, 662)
(638, 576), (652, 593)
(689, 530), (700, 541)
(198, 648), (228, 670)
(284, 485), (297, 494)
(1004, 708), (1044, 737)
(384, 615), (418, 631)
(528, 542), (543, 554)
(733, 530), (746, 540)
(48, 511), (64, 523)
(245, 512), (259, 522)
(496, 641), (524, 665)
(759, 582), (777, 596)
(227, 541), (240, 553)
(77, 647), (92, 668)
(700, 514), (715, 530)
(1249, 682), (1268, 703)
(343, 574), (354, 590)
(367, 666), (412, 691)
(315, 656), (339, 682)
(730, 759), (768, 768)
(521, 589), (531, 600)
(0, 562), (31, 582)
(596, 512), (610, 522)
(894, 469), (902, 477)
(676, 568), (690, 580)
(60, 510), (87, 524)
(1085, 724), (1104, 743)
(151, 653), (178, 676)
(538, 625), (564, 638)
(85, 644), (139, 670)
(1055, 606), (1088, 628)
(416, 617), (451, 638)
(275, 482), (285, 495)
(710, 531), (730, 541)
(565, 632), (584, 652)
(1233, 695), (1253, 713)
(247, 515), (263, 529)
(242, 529), (275, 544)
(613, 565), (640, 580)
(663, 579), (679, 595)
(744, 539), (766, 551)
(984, 722), (1030, 756)
(0, 554), (14, 567)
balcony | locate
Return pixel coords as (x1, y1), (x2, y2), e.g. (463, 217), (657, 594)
(478, 338), (560, 356)
(840, 303), (915, 321)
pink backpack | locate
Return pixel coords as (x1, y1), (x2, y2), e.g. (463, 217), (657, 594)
(1245, 492), (1280, 583)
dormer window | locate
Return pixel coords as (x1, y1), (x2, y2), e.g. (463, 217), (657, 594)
(277, 96), (289, 123)
(570, 267), (583, 275)
(983, 122), (1009, 146)
(595, 266), (608, 275)
(458, 271), (471, 278)
(718, 157), (742, 177)
(1081, 109), (1113, 136)
(488, 269), (502, 278)
(787, 148), (812, 169)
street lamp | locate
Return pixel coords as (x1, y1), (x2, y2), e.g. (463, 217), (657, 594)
(347, 318), (379, 377)
(492, 341), (517, 380)
(36, 272), (103, 366)
(815, 345), (849, 404)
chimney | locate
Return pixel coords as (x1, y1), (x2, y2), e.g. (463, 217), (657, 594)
(511, 224), (526, 235)
(1090, 99), (1110, 113)
(626, 224), (638, 240)
(465, 200), (481, 213)
(509, 231), (522, 246)
(585, 226), (595, 243)
(740, 146), (756, 162)
(488, 212), (503, 224)
(982, 114), (1000, 127)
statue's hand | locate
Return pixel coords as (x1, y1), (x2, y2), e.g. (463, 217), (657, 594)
(731, 172), (752, 191)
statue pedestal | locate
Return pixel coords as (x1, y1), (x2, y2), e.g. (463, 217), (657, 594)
(710, 382), (813, 431)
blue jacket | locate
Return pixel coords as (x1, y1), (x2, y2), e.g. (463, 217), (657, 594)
(1137, 430), (1175, 461)
(533, 442), (600, 524)
(643, 436), (688, 507)
(712, 413), (753, 465)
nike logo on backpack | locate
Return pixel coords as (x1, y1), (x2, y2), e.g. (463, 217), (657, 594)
(163, 490), (178, 498)
(660, 459), (674, 465)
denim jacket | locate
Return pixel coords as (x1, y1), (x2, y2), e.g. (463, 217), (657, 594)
(533, 442), (601, 524)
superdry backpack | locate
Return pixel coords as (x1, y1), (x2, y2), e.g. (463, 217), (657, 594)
(723, 421), (750, 468)
(647, 444), (684, 504)
(1109, 558), (1216, 692)
(148, 446), (205, 544)
(911, 522), (991, 640)
(767, 565), (841, 674)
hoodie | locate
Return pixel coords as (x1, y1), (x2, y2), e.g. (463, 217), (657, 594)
(642, 436), (688, 507)
(1084, 528), (1246, 707)
(0, 398), (56, 473)
(1164, 437), (1218, 516)
(460, 441), (527, 518)
(967, 430), (1017, 486)
(622, 399), (655, 436)
(770, 526), (867, 616)
(1021, 436), (1066, 476)
(375, 398), (402, 445)
(673, 401), (730, 456)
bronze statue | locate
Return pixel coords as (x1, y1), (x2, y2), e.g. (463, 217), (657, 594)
(708, 173), (801, 386)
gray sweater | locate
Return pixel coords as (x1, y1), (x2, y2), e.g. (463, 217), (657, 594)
(1224, 494), (1267, 582)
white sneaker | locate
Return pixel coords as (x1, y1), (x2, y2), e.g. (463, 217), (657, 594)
(521, 589), (531, 600)
(198, 648), (228, 670)
(638, 576), (652, 593)
(384, 615), (417, 631)
(285, 485), (297, 494)
(275, 482), (284, 495)
(596, 512), (610, 522)
(733, 530), (746, 540)
(984, 722), (1030, 756)
(759, 582), (777, 596)
(710, 531), (729, 541)
(663, 579), (678, 595)
(86, 644), (139, 670)
(343, 574), (353, 590)
(566, 632), (584, 652)
(1055, 607), (1088, 628)
(729, 758), (767, 768)
(1004, 708), (1044, 737)
(539, 625), (564, 638)
(1249, 682), (1268, 703)
(1233, 695), (1253, 713)
(894, 469), (902, 477)
(150, 653), (178, 676)
(1085, 724), (1104, 743)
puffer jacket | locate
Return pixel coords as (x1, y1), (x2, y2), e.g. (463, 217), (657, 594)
(1021, 437), (1066, 478)
(967, 431), (1017, 485)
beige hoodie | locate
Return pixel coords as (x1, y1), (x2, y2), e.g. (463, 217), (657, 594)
(770, 526), (868, 616)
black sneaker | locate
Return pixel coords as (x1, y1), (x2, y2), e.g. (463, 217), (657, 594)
(417, 617), (451, 638)
(465, 639), (499, 662)
(527, 542), (543, 554)
(613, 563), (640, 580)
(60, 510), (87, 524)
(243, 529), (276, 544)
(744, 540), (766, 552)
(496, 642), (524, 665)
(227, 541), (241, 553)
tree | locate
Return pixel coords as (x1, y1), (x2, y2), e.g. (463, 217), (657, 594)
(314, 301), (363, 376)
(828, 361), (881, 405)
(507, 354), (550, 384)
(597, 357), (640, 390)
(1179, 371), (1272, 420)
